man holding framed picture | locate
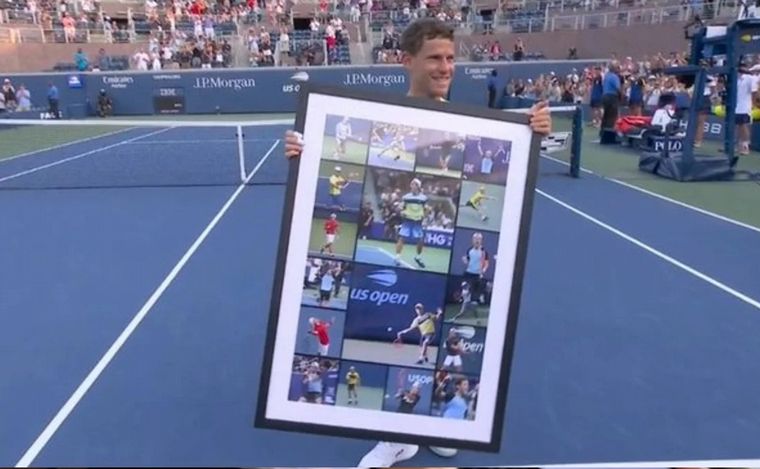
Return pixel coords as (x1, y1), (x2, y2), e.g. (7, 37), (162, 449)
(283, 17), (552, 468)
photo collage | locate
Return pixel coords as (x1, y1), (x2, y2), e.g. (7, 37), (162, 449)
(290, 113), (512, 421)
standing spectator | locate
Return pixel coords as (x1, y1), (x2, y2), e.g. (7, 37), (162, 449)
(628, 76), (644, 116)
(589, 66), (603, 127)
(601, 61), (622, 131)
(96, 48), (111, 71)
(203, 15), (215, 39)
(487, 69), (498, 108)
(16, 84), (31, 111)
(133, 48), (150, 70)
(74, 48), (89, 71)
(2, 78), (16, 111)
(47, 82), (60, 119)
(513, 37), (524, 61)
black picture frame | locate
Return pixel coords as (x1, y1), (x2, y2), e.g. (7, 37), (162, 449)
(255, 83), (542, 453)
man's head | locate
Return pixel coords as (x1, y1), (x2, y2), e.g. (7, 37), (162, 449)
(455, 377), (469, 394)
(410, 178), (422, 194)
(471, 232), (483, 247)
(400, 18), (455, 101)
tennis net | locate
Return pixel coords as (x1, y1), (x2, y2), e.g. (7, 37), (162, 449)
(508, 104), (583, 178)
(0, 117), (293, 190)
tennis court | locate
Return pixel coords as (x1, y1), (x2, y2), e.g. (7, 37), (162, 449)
(1, 111), (759, 467)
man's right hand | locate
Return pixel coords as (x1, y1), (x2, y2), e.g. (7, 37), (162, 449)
(284, 130), (304, 159)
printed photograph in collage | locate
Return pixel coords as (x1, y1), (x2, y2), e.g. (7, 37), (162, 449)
(341, 264), (448, 370)
(461, 135), (512, 186)
(414, 129), (467, 178)
(288, 355), (341, 405)
(431, 371), (480, 420)
(354, 168), (461, 274)
(366, 122), (419, 171)
(321, 115), (373, 165)
(308, 160), (365, 259)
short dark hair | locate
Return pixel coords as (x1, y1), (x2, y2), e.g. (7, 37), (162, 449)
(399, 18), (455, 56)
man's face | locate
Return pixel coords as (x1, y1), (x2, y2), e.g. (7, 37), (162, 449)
(402, 37), (455, 100)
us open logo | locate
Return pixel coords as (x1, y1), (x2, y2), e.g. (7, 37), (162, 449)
(350, 269), (410, 306)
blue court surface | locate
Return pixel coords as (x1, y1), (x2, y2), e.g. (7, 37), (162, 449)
(1, 120), (760, 467)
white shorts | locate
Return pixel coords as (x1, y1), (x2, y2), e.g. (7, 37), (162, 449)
(318, 343), (329, 356)
(336, 136), (346, 145)
(443, 354), (463, 368)
(325, 234), (336, 244)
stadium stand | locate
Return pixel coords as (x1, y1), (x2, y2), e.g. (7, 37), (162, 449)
(0, 0), (740, 72)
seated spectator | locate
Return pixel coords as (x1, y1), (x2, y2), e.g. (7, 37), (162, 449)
(62, 12), (76, 43)
(651, 101), (676, 133)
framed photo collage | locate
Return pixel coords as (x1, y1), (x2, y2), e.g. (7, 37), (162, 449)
(257, 85), (540, 452)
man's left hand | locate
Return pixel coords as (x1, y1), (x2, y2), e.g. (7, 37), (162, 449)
(528, 101), (552, 136)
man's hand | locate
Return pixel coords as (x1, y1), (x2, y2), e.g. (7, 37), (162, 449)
(284, 130), (304, 159)
(528, 101), (552, 136)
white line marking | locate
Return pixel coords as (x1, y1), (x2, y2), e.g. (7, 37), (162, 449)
(0, 127), (135, 164)
(540, 153), (760, 234)
(540, 153), (594, 175)
(0, 118), (294, 128)
(0, 128), (171, 184)
(14, 139), (281, 468)
(368, 245), (415, 269)
(519, 457), (760, 468)
(537, 188), (760, 311)
(606, 176), (760, 234)
(127, 139), (278, 145)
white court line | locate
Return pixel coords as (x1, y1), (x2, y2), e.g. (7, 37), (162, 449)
(126, 139), (279, 145)
(0, 127), (135, 164)
(0, 128), (172, 184)
(540, 153), (760, 235)
(537, 188), (760, 312)
(519, 457), (760, 467)
(367, 245), (415, 270)
(14, 139), (281, 468)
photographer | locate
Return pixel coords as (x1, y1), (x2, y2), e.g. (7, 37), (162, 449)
(97, 89), (113, 118)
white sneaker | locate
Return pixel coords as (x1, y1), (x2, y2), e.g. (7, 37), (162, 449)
(358, 441), (419, 467)
(429, 446), (459, 457)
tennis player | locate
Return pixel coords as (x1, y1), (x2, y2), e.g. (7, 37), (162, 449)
(395, 177), (428, 268)
(396, 303), (443, 365)
(440, 134), (464, 172)
(395, 380), (422, 413)
(451, 280), (476, 321)
(345, 366), (361, 405)
(462, 185), (496, 222)
(334, 116), (352, 159)
(377, 126), (407, 161)
(302, 362), (324, 403)
(284, 17), (551, 467)
(320, 213), (339, 256)
(317, 268), (336, 307)
(462, 231), (489, 300)
(441, 328), (465, 372)
(328, 166), (348, 211)
(308, 317), (334, 356)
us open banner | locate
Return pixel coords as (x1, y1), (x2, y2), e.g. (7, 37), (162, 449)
(256, 84), (541, 451)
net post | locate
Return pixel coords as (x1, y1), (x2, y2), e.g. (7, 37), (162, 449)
(237, 124), (246, 182)
(570, 105), (583, 178)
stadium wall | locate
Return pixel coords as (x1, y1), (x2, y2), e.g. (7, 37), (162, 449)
(456, 23), (690, 60)
(1, 59), (601, 117)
